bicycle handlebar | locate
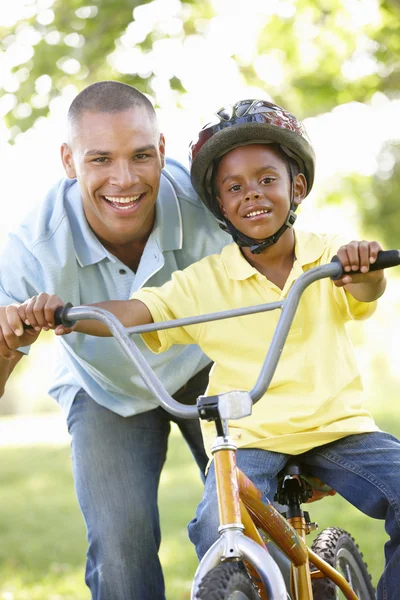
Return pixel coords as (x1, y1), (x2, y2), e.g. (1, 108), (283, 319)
(53, 250), (400, 420)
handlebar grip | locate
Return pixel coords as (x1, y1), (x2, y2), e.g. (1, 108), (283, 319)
(330, 249), (400, 280)
(54, 302), (76, 327)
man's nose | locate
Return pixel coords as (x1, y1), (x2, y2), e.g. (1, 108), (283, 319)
(109, 162), (139, 188)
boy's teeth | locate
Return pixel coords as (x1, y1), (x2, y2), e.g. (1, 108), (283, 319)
(104, 195), (140, 204)
(246, 209), (270, 217)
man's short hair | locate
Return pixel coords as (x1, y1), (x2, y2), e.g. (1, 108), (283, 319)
(68, 81), (156, 124)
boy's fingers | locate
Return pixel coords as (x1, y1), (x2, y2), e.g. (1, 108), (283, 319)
(368, 241), (383, 264)
(32, 293), (50, 329)
(25, 297), (40, 330)
(358, 241), (370, 273)
(44, 296), (65, 327)
(54, 325), (74, 336)
(336, 247), (351, 272)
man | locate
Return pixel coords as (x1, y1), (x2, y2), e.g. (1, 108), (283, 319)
(0, 81), (229, 600)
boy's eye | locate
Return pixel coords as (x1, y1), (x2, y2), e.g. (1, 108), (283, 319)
(229, 184), (241, 192)
(261, 176), (274, 184)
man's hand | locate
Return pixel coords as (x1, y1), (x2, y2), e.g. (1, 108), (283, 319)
(333, 240), (386, 302)
(0, 304), (41, 359)
(16, 293), (75, 337)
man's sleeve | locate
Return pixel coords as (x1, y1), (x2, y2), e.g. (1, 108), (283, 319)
(327, 234), (377, 321)
(132, 265), (204, 354)
(0, 235), (44, 353)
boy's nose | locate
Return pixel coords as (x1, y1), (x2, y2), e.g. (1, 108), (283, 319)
(245, 190), (261, 201)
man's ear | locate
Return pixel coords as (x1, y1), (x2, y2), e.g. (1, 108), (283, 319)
(61, 143), (77, 179)
(159, 133), (166, 169)
(293, 173), (307, 208)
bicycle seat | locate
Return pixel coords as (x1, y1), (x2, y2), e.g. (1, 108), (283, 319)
(276, 460), (336, 504)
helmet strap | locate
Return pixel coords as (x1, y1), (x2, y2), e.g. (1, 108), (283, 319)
(224, 164), (298, 254)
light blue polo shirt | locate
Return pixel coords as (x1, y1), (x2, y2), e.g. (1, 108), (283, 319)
(0, 158), (230, 417)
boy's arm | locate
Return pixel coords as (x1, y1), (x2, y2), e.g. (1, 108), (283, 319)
(6, 293), (154, 338)
(333, 240), (386, 302)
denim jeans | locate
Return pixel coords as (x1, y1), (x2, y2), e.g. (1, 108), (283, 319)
(188, 432), (400, 600)
(67, 366), (210, 600)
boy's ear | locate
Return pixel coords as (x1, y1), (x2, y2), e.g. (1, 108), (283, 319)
(217, 196), (228, 219)
(293, 173), (307, 207)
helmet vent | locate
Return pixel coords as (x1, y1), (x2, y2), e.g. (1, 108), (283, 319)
(217, 108), (232, 121)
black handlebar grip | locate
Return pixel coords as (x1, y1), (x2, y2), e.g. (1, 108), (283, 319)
(54, 302), (76, 327)
(330, 249), (400, 280)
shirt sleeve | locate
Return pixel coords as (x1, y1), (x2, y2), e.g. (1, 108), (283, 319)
(326, 234), (377, 321)
(0, 234), (45, 354)
(131, 265), (204, 353)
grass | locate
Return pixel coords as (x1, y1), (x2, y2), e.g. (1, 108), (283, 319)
(0, 411), (399, 599)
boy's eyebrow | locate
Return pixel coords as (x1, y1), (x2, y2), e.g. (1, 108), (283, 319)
(84, 144), (157, 157)
(220, 165), (279, 185)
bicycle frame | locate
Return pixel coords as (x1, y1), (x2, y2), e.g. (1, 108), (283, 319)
(56, 251), (400, 600)
(190, 437), (359, 600)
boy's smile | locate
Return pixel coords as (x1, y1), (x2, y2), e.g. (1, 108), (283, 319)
(215, 144), (301, 241)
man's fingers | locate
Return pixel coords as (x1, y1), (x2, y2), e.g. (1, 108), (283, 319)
(5, 304), (24, 336)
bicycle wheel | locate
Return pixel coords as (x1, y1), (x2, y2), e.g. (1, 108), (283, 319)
(311, 527), (375, 600)
(195, 562), (260, 599)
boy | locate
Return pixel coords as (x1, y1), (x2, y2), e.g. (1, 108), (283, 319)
(8, 99), (399, 599)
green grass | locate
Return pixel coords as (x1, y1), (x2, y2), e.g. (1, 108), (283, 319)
(1, 413), (399, 599)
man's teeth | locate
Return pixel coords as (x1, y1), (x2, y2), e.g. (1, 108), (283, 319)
(104, 196), (141, 204)
(246, 209), (270, 218)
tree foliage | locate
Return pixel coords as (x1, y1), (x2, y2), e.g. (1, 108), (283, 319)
(1, 0), (400, 243)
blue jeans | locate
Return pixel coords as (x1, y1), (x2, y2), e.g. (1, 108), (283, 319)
(67, 366), (210, 600)
(188, 432), (400, 600)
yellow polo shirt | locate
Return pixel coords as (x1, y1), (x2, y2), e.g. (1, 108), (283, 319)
(132, 230), (379, 456)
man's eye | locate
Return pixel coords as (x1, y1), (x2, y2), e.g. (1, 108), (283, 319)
(135, 153), (149, 160)
(92, 157), (109, 163)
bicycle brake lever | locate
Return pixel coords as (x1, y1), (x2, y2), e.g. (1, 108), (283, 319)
(330, 249), (400, 280)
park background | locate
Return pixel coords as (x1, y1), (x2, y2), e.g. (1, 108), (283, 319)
(0, 0), (400, 598)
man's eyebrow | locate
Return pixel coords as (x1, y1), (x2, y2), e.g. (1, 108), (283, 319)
(221, 165), (279, 185)
(85, 149), (111, 156)
(84, 144), (157, 157)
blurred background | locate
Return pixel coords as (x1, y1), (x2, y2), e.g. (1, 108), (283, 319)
(0, 0), (399, 598)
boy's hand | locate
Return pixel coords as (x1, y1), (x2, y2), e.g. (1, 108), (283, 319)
(333, 240), (384, 288)
(16, 293), (75, 336)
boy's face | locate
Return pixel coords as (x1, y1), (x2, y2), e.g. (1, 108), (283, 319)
(215, 144), (306, 241)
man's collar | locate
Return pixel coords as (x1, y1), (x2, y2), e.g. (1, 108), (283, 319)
(67, 172), (183, 267)
(221, 230), (326, 281)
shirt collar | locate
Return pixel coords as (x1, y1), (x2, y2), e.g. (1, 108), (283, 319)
(221, 230), (326, 281)
(66, 171), (183, 268)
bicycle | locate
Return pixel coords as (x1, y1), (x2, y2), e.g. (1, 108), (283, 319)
(53, 249), (400, 600)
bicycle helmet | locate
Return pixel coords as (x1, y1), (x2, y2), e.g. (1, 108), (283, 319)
(189, 99), (316, 253)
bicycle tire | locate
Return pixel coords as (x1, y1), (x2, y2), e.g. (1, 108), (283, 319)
(311, 527), (375, 599)
(195, 562), (260, 600)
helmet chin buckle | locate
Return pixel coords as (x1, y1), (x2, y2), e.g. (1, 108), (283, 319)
(249, 208), (297, 255)
(285, 209), (297, 228)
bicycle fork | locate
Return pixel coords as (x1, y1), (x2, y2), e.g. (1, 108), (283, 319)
(191, 436), (288, 600)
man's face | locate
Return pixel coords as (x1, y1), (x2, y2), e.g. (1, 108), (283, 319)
(215, 144), (304, 241)
(61, 107), (165, 247)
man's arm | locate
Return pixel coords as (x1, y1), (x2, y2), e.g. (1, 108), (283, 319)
(0, 352), (24, 397)
(7, 294), (154, 338)
(0, 305), (42, 397)
(333, 240), (387, 302)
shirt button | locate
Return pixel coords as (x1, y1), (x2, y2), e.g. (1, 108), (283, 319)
(119, 269), (127, 275)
